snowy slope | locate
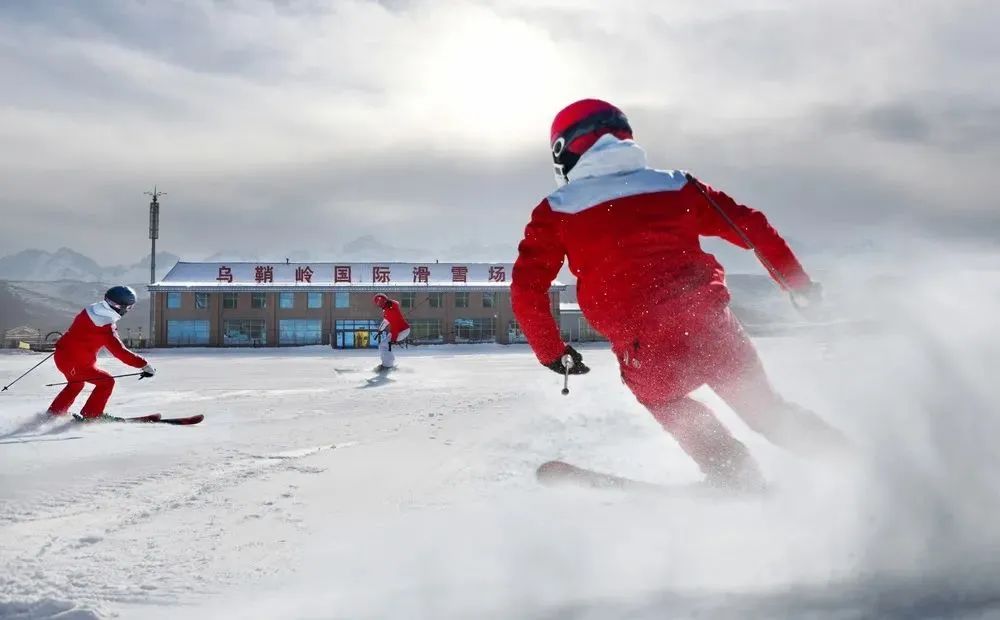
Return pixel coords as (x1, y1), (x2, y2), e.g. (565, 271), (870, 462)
(2, 261), (999, 619)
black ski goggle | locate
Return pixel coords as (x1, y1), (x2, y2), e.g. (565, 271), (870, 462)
(108, 300), (135, 315)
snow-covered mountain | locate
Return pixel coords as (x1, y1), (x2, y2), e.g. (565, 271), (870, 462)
(0, 248), (179, 283)
(0, 249), (170, 334)
(0, 280), (151, 334)
(0, 248), (105, 282)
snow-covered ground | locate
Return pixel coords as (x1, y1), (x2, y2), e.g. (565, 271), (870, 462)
(2, 267), (1000, 619)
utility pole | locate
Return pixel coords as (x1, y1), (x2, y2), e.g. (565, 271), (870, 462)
(144, 187), (166, 348)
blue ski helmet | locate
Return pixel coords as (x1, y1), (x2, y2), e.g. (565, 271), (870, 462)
(105, 285), (137, 316)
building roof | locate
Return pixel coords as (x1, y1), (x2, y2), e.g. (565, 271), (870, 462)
(149, 261), (566, 292)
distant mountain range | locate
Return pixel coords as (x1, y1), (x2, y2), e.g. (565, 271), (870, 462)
(0, 249), (178, 334)
(0, 279), (151, 336)
(0, 248), (180, 284)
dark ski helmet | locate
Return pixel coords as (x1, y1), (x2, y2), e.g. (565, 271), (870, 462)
(105, 285), (137, 316)
(550, 99), (632, 184)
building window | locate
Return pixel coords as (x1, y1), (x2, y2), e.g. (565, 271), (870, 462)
(251, 293), (267, 309)
(308, 292), (323, 309)
(482, 292), (497, 308)
(195, 293), (209, 310)
(333, 319), (380, 349)
(166, 320), (210, 346)
(409, 318), (443, 343)
(279, 292), (295, 309)
(223, 319), (266, 346)
(166, 292), (181, 309)
(400, 292), (416, 309)
(335, 291), (350, 308)
(427, 292), (443, 308)
(454, 292), (469, 308)
(279, 319), (322, 345)
(223, 293), (238, 309)
(508, 321), (528, 343)
(453, 317), (496, 343)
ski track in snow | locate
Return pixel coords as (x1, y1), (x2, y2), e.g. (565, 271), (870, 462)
(0, 348), (533, 617)
(2, 295), (1000, 620)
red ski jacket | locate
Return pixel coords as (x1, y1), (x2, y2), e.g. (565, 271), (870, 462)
(56, 302), (147, 368)
(511, 136), (812, 364)
(380, 300), (410, 339)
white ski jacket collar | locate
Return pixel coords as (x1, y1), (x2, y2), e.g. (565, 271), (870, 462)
(86, 300), (120, 327)
(566, 134), (649, 183)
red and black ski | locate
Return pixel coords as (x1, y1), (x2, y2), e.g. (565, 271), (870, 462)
(72, 413), (204, 425)
(156, 414), (204, 425)
(129, 414), (163, 422)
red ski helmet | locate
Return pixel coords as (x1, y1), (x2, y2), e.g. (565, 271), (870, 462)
(550, 99), (632, 183)
(372, 293), (389, 308)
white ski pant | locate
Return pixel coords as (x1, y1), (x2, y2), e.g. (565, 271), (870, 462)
(380, 328), (410, 368)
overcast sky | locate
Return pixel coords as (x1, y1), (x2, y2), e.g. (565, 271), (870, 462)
(1, 0), (998, 265)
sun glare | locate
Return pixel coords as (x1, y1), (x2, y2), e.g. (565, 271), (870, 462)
(405, 7), (585, 152)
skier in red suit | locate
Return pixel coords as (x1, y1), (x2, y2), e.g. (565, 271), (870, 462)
(47, 286), (156, 419)
(511, 99), (845, 490)
(373, 293), (410, 371)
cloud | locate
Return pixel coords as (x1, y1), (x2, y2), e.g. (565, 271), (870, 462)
(0, 0), (998, 263)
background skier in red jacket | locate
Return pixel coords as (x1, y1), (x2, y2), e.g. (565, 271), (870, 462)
(511, 99), (845, 490)
(47, 286), (155, 419)
(373, 293), (410, 371)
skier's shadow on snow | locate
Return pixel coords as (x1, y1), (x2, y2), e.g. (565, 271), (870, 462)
(359, 374), (394, 389)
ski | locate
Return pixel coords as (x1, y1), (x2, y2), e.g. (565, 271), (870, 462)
(72, 413), (204, 425)
(536, 460), (670, 492)
(128, 414), (163, 422)
(156, 414), (204, 425)
(73, 413), (161, 423)
(536, 460), (768, 498)
(535, 460), (718, 495)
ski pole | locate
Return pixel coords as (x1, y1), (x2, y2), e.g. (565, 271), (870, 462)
(45, 372), (145, 387)
(561, 354), (573, 395)
(2, 352), (55, 392)
(684, 173), (805, 308)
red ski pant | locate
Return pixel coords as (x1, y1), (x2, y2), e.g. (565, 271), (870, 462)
(47, 351), (115, 418)
(615, 307), (843, 478)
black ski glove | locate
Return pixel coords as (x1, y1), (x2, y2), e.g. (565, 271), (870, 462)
(544, 345), (590, 375)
